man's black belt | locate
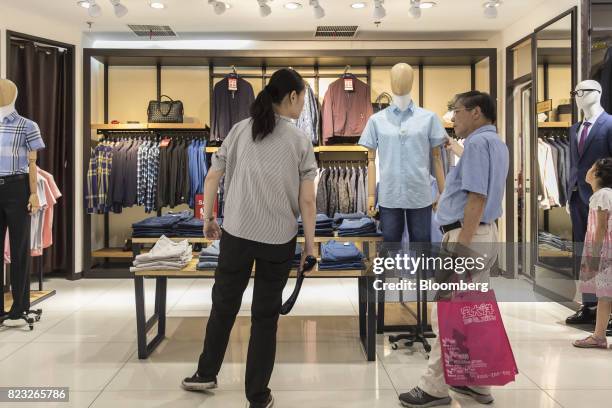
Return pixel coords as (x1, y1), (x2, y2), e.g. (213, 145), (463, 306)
(0, 174), (28, 186)
(440, 221), (488, 235)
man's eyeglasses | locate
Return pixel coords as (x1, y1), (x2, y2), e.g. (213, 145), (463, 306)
(570, 89), (601, 98)
(452, 107), (474, 115)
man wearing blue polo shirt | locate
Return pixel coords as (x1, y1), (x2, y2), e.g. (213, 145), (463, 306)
(399, 91), (509, 407)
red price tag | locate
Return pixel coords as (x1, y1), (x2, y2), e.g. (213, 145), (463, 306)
(228, 77), (238, 91)
(159, 138), (171, 147)
(195, 194), (204, 220)
(344, 78), (354, 91)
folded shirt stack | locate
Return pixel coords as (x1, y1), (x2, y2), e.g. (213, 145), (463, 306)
(337, 217), (380, 237)
(197, 240), (221, 270)
(132, 211), (193, 237)
(130, 235), (192, 272)
(298, 213), (334, 237)
(333, 212), (367, 227)
(318, 240), (364, 270)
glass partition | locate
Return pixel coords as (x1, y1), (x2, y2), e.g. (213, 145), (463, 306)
(534, 14), (575, 277)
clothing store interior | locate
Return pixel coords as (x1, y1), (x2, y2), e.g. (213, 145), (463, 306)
(1, 1), (612, 407)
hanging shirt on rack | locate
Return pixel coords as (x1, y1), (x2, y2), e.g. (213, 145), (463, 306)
(211, 76), (255, 141)
(316, 168), (328, 215)
(145, 142), (160, 213)
(321, 76), (373, 144)
(537, 138), (560, 209)
(297, 83), (320, 145)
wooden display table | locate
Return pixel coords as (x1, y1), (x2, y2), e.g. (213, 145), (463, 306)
(132, 236), (382, 361)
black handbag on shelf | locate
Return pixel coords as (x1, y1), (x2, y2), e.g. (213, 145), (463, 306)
(373, 92), (393, 113)
(147, 95), (184, 123)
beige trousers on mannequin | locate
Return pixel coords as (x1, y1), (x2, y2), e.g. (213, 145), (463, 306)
(418, 223), (499, 398)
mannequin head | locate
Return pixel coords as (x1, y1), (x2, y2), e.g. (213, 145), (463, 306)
(0, 79), (18, 108)
(573, 80), (602, 114)
(390, 63), (414, 96)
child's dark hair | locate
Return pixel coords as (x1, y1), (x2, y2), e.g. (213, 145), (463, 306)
(593, 158), (612, 188)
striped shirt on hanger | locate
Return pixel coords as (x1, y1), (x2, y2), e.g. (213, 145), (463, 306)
(0, 111), (45, 176)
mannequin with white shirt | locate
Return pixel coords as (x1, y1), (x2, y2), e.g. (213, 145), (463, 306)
(0, 78), (45, 327)
(358, 63), (447, 245)
(565, 79), (612, 326)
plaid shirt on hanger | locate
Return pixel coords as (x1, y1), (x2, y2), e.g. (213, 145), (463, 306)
(145, 143), (160, 213)
(136, 141), (150, 206)
(96, 143), (113, 213)
(85, 147), (99, 214)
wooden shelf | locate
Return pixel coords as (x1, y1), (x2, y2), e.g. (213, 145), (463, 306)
(538, 122), (571, 128)
(92, 248), (134, 258)
(92, 247), (201, 258)
(207, 145), (369, 153)
(134, 258), (367, 278)
(91, 123), (205, 130)
(132, 235), (382, 245)
(314, 146), (369, 153)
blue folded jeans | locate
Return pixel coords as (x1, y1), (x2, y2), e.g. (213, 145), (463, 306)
(338, 217), (376, 231)
(321, 241), (363, 262)
(197, 261), (218, 269)
(319, 261), (365, 270)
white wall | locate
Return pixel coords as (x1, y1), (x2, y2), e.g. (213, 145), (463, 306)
(0, 3), (84, 274)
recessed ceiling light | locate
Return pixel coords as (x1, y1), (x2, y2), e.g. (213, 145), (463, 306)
(419, 1), (436, 9)
(77, 1), (91, 8)
(149, 1), (166, 9)
(351, 2), (367, 9)
(285, 2), (302, 10)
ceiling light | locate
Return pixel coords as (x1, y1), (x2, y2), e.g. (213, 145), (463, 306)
(351, 2), (366, 9)
(110, 0), (128, 18)
(285, 2), (302, 10)
(208, 0), (228, 14)
(418, 1), (436, 9)
(373, 0), (385, 20)
(88, 0), (102, 17)
(409, 5), (421, 18)
(483, 0), (501, 19)
(309, 0), (325, 19)
(77, 1), (91, 8)
(149, 1), (166, 9)
(258, 0), (272, 17)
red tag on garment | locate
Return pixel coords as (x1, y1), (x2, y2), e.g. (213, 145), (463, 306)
(159, 138), (171, 147)
(228, 77), (238, 91)
(195, 194), (204, 220)
(344, 78), (354, 91)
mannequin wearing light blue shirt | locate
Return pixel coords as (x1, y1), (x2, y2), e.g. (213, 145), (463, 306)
(358, 64), (446, 245)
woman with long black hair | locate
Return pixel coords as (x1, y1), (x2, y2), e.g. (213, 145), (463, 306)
(182, 68), (317, 408)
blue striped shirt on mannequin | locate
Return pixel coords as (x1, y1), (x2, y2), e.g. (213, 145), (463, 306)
(0, 111), (45, 176)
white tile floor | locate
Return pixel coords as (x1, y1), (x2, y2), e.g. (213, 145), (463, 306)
(0, 277), (610, 408)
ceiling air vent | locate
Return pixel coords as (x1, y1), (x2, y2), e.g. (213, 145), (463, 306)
(128, 25), (177, 38)
(315, 25), (359, 38)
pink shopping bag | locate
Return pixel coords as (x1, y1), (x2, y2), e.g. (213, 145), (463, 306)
(437, 290), (518, 387)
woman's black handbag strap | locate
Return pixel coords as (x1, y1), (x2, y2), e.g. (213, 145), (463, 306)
(279, 255), (317, 315)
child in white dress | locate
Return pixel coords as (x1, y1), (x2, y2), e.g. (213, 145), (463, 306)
(573, 158), (612, 349)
